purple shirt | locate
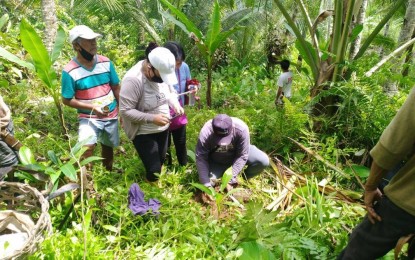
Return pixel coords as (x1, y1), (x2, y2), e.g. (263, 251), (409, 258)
(196, 117), (250, 186)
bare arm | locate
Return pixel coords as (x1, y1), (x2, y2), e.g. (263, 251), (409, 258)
(364, 161), (387, 224)
(111, 84), (120, 105)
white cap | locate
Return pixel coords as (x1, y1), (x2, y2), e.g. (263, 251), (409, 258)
(69, 25), (102, 43)
(148, 47), (178, 85)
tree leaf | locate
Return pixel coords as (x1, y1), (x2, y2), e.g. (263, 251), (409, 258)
(0, 14), (9, 30)
(0, 46), (35, 70)
(159, 10), (190, 35)
(81, 156), (103, 166)
(350, 24), (363, 42)
(191, 183), (215, 196)
(210, 26), (241, 55)
(295, 39), (318, 74)
(238, 241), (276, 260)
(220, 167), (233, 192)
(50, 25), (66, 64)
(187, 150), (196, 163)
(159, 0), (203, 39)
(344, 164), (370, 178)
(47, 150), (60, 165)
(20, 19), (56, 89)
(19, 146), (36, 165)
(60, 163), (77, 181)
(206, 0), (221, 49)
(102, 225), (118, 233)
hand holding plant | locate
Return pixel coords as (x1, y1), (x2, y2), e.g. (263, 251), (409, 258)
(192, 167), (245, 214)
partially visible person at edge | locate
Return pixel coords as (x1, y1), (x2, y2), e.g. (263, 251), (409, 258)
(119, 44), (183, 182)
(337, 87), (415, 259)
(163, 41), (191, 167)
(196, 114), (270, 202)
(0, 95), (20, 179)
(275, 59), (293, 107)
(61, 25), (120, 171)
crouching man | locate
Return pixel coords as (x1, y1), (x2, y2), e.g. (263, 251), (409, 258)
(196, 114), (269, 202)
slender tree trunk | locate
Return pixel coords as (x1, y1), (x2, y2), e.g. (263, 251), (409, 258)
(134, 0), (146, 44)
(41, 0), (57, 53)
(206, 65), (212, 107)
(402, 26), (415, 77)
(383, 0), (415, 95)
(349, 0), (367, 60)
(320, 0), (333, 41)
(379, 22), (390, 58)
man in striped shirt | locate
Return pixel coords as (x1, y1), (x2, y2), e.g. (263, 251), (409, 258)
(61, 25), (120, 171)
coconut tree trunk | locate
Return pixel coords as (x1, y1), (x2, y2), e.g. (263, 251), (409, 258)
(206, 64), (212, 107)
(402, 26), (415, 77)
(135, 0), (146, 44)
(349, 0), (368, 60)
(383, 0), (415, 95)
(41, 0), (57, 53)
(379, 22), (390, 58)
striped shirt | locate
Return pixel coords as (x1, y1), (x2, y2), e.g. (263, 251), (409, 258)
(61, 55), (120, 119)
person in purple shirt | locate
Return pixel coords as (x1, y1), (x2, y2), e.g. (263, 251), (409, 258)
(196, 114), (269, 202)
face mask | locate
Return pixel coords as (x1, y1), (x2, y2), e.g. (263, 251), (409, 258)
(150, 66), (163, 83)
(78, 45), (94, 61)
(150, 75), (164, 83)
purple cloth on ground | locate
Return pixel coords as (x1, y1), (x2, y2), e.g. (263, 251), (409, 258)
(128, 183), (161, 215)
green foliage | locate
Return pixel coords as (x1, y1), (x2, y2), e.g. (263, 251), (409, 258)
(192, 167), (245, 214)
(344, 164), (370, 179)
(208, 64), (309, 152)
(234, 202), (333, 259)
(160, 0), (246, 106)
(0, 18), (67, 135)
(237, 241), (276, 259)
(16, 139), (101, 191)
(310, 78), (401, 150)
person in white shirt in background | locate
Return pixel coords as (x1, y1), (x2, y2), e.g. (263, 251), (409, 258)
(275, 59), (293, 107)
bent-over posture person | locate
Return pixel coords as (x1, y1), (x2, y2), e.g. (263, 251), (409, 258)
(196, 114), (269, 202)
(120, 45), (183, 182)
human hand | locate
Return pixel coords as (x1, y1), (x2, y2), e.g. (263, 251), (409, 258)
(364, 188), (382, 224)
(93, 106), (109, 118)
(153, 114), (170, 126)
(173, 105), (184, 116)
(201, 192), (214, 204)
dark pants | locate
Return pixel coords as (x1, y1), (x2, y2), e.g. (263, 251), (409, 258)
(209, 145), (269, 180)
(166, 125), (187, 166)
(133, 130), (169, 182)
(0, 120), (19, 179)
(338, 196), (415, 259)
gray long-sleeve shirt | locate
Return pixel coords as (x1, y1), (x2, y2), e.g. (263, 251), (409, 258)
(196, 117), (250, 186)
(120, 60), (180, 140)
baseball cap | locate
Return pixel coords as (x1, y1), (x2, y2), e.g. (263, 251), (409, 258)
(69, 25), (102, 43)
(212, 114), (233, 143)
(148, 47), (178, 85)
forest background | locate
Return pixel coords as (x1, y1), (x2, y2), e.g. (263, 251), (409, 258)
(1, 0), (414, 259)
